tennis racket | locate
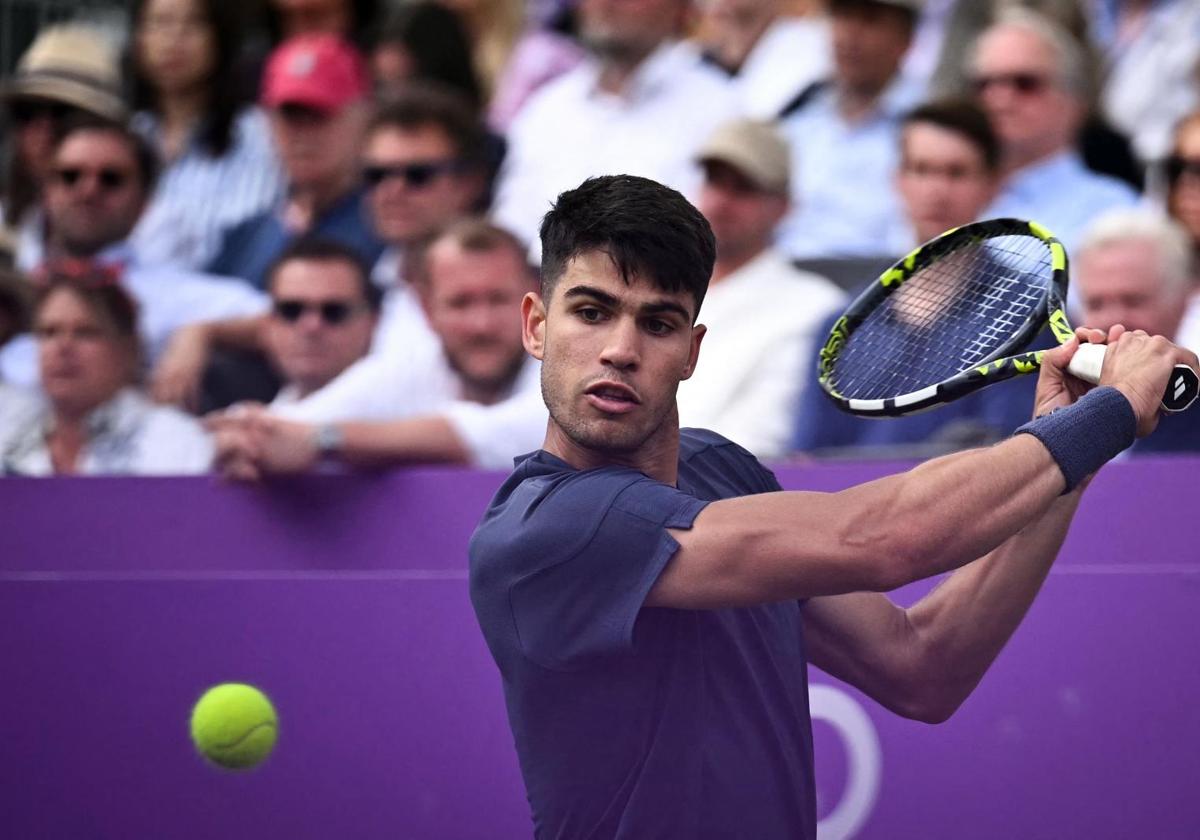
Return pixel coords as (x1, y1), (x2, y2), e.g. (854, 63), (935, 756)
(817, 218), (1199, 417)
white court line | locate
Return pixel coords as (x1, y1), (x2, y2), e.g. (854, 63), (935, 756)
(0, 569), (469, 582)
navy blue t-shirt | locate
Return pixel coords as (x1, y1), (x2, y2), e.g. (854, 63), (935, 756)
(469, 429), (816, 840)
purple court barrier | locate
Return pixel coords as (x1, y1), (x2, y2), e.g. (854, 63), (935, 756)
(2, 459), (1198, 839)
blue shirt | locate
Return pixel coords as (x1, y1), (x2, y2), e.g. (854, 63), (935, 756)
(984, 151), (1139, 255)
(775, 77), (924, 260)
(469, 429), (816, 840)
(206, 188), (384, 290)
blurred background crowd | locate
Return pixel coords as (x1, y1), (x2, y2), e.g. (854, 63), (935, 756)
(0, 0), (1198, 477)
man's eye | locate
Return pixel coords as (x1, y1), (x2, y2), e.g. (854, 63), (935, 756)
(645, 319), (674, 335)
(577, 307), (603, 322)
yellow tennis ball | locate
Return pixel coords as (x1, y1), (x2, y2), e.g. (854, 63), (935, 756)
(190, 683), (278, 770)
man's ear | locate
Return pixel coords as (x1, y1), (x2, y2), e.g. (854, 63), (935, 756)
(682, 323), (706, 380)
(522, 292), (547, 360)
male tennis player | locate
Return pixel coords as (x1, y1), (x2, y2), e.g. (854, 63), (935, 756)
(468, 175), (1196, 839)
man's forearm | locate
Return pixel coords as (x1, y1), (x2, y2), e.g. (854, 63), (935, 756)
(901, 489), (1082, 718)
(333, 416), (471, 467)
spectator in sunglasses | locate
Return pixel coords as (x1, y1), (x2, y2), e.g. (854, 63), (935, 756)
(1164, 111), (1200, 354)
(262, 237), (380, 406)
(150, 84), (489, 407)
(0, 119), (267, 390)
(967, 9), (1138, 254)
(0, 25), (128, 271)
(0, 267), (212, 475)
(206, 35), (384, 290)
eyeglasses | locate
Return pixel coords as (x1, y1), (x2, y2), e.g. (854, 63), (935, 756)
(272, 299), (366, 326)
(362, 160), (462, 190)
(970, 72), (1052, 97)
(53, 167), (131, 191)
(1165, 155), (1200, 184)
(9, 99), (79, 125)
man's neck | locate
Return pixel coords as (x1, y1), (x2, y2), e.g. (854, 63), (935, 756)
(458, 356), (526, 406)
(594, 43), (661, 96)
(835, 78), (890, 123)
(542, 410), (683, 486)
(284, 171), (357, 232)
(1001, 141), (1068, 181)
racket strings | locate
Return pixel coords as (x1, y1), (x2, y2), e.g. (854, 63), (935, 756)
(827, 235), (1052, 401)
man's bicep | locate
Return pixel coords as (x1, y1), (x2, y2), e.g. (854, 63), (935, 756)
(651, 492), (893, 610)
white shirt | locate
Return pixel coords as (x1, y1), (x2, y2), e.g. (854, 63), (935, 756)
(493, 40), (741, 254)
(368, 248), (443, 362)
(273, 349), (547, 470)
(733, 16), (832, 119)
(0, 387), (213, 476)
(1178, 293), (1200, 353)
(0, 243), (268, 388)
(676, 249), (845, 458)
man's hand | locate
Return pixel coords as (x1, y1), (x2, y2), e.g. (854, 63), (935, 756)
(207, 406), (321, 481)
(1032, 326), (1113, 420)
(150, 324), (211, 410)
(1098, 328), (1200, 437)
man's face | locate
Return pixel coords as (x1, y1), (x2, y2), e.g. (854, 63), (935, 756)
(579, 0), (685, 61)
(45, 130), (147, 257)
(36, 288), (131, 416)
(831, 2), (912, 94)
(970, 25), (1081, 164)
(697, 161), (787, 262)
(264, 258), (376, 393)
(524, 250), (705, 455)
(897, 122), (997, 243)
(1077, 239), (1186, 339)
(270, 0), (351, 37)
(422, 240), (531, 396)
(269, 102), (366, 190)
(363, 125), (477, 245)
(1167, 119), (1200, 244)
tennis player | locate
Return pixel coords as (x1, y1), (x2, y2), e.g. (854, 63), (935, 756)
(468, 175), (1196, 839)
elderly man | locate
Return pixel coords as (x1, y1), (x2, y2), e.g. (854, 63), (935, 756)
(775, 0), (925, 259)
(1074, 208), (1198, 454)
(207, 34), (383, 288)
(678, 118), (844, 458)
(493, 0), (739, 253)
(970, 9), (1138, 253)
(0, 120), (266, 388)
(209, 218), (545, 476)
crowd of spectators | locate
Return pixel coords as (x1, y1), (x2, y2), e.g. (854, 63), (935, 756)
(1, 0), (1198, 477)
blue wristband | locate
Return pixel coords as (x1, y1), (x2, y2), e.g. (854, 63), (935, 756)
(1014, 386), (1136, 493)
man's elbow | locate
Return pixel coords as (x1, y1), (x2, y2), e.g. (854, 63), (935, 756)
(889, 685), (965, 725)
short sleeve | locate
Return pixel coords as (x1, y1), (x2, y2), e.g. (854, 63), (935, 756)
(473, 468), (708, 671)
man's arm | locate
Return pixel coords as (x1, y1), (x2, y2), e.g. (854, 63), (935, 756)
(652, 329), (1195, 609)
(150, 315), (267, 409)
(799, 487), (1080, 724)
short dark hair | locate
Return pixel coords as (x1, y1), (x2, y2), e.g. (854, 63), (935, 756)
(902, 99), (1001, 172)
(368, 84), (488, 170)
(266, 237), (382, 312)
(34, 261), (140, 341)
(55, 116), (160, 194)
(830, 0), (919, 32)
(408, 217), (535, 289)
(539, 175), (715, 320)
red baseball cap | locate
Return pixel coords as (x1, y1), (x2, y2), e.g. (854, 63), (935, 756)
(261, 35), (370, 113)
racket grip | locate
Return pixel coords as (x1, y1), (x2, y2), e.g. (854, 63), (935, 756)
(1065, 342), (1200, 413)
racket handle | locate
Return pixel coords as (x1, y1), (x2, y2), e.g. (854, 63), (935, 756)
(1066, 342), (1199, 413)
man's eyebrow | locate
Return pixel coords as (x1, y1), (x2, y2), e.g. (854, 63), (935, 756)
(562, 285), (691, 321)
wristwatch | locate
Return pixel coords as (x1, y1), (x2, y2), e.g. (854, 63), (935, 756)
(313, 423), (344, 458)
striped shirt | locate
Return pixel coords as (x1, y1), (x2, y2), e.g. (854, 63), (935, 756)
(130, 108), (285, 271)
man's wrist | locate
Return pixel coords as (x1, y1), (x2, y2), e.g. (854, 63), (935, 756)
(312, 423), (345, 460)
(1015, 386), (1136, 493)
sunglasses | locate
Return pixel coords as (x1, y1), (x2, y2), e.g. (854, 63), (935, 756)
(54, 167), (131, 191)
(273, 299), (365, 326)
(1165, 155), (1200, 184)
(970, 72), (1051, 96)
(362, 160), (462, 190)
(8, 99), (79, 125)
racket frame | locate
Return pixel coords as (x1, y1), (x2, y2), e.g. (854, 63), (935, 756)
(817, 218), (1072, 417)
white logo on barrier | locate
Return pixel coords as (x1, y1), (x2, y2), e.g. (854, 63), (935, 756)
(812, 683), (882, 840)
